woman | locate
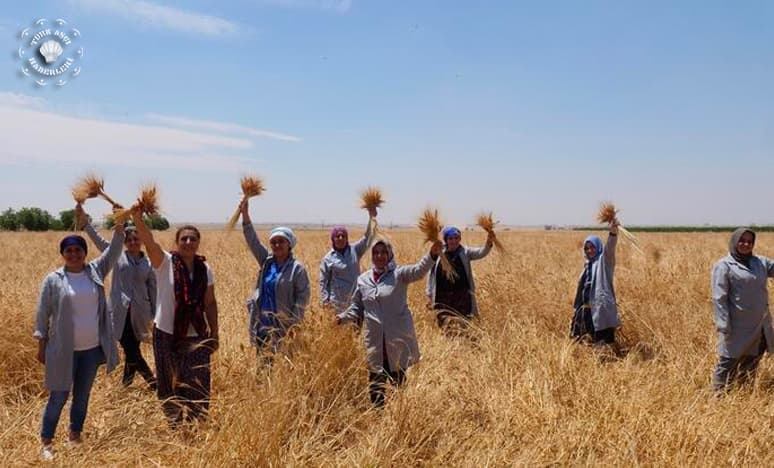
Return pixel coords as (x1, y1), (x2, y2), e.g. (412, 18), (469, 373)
(77, 204), (156, 389)
(570, 221), (620, 345)
(241, 199), (310, 358)
(337, 237), (442, 407)
(711, 228), (774, 392)
(34, 220), (125, 460)
(426, 226), (494, 329)
(131, 209), (219, 425)
(319, 207), (377, 313)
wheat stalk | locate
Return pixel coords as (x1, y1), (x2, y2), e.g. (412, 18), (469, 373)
(111, 184), (160, 224)
(71, 173), (121, 207)
(476, 212), (505, 253)
(227, 176), (266, 230)
(596, 201), (643, 255)
(418, 208), (457, 282)
(360, 187), (384, 239)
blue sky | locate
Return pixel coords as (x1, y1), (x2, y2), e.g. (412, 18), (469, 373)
(0, 1), (772, 226)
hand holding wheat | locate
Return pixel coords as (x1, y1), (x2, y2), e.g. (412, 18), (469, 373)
(71, 173), (121, 208)
(476, 212), (505, 253)
(596, 202), (642, 255)
(227, 176), (265, 230)
(418, 208), (457, 282)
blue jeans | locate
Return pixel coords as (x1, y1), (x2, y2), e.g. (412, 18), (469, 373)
(40, 346), (104, 440)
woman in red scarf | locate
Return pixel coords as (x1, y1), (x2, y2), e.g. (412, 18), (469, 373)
(131, 209), (219, 425)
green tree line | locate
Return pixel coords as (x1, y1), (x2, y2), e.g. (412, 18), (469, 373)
(0, 207), (170, 231)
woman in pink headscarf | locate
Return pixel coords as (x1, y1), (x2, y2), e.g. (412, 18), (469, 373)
(319, 207), (377, 313)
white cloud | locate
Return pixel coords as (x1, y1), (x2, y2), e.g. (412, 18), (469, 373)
(70, 0), (239, 36)
(146, 113), (301, 142)
(257, 0), (352, 13)
(0, 91), (47, 109)
(0, 103), (261, 173)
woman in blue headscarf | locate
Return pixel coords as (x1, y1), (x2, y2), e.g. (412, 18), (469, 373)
(570, 221), (620, 344)
(239, 199), (310, 362)
(426, 226), (494, 329)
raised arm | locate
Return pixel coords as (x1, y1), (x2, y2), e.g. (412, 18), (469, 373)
(396, 240), (443, 283)
(93, 221), (125, 278)
(711, 261), (731, 334)
(604, 224), (618, 270)
(353, 207), (377, 258)
(77, 204), (110, 252)
(241, 199), (269, 264)
(465, 241), (493, 261)
(132, 209), (164, 268)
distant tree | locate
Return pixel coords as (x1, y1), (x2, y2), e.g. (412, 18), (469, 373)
(103, 214), (169, 231)
(16, 207), (56, 231)
(0, 208), (19, 231)
(145, 214), (170, 231)
(59, 209), (76, 231)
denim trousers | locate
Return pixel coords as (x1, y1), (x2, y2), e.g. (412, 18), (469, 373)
(40, 346), (104, 440)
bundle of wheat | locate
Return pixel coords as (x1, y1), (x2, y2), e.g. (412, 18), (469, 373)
(476, 212), (505, 253)
(596, 202), (643, 255)
(227, 176), (266, 230)
(360, 187), (384, 237)
(71, 173), (120, 207)
(111, 184), (160, 224)
(418, 208), (457, 282)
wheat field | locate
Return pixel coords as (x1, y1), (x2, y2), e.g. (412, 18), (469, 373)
(0, 229), (772, 466)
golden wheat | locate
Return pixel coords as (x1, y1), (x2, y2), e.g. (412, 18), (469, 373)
(1, 230), (772, 465)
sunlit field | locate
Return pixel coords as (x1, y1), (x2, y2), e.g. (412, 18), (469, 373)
(1, 229), (772, 466)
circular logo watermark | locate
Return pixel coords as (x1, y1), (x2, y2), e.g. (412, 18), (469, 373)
(17, 18), (83, 87)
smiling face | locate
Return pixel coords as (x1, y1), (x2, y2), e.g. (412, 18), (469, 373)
(175, 229), (200, 257)
(737, 231), (755, 256)
(62, 245), (86, 272)
(372, 243), (390, 270)
(445, 234), (461, 252)
(270, 236), (290, 260)
(584, 241), (597, 260)
(332, 232), (348, 251)
(124, 230), (143, 255)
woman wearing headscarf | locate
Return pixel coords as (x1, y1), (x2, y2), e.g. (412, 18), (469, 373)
(711, 228), (774, 392)
(320, 207), (377, 313)
(131, 209), (219, 425)
(336, 237), (442, 407)
(570, 221), (620, 345)
(240, 199), (310, 359)
(34, 220), (125, 460)
(426, 226), (494, 329)
(76, 204), (156, 389)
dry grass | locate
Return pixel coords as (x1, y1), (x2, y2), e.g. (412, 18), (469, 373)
(418, 208), (457, 282)
(227, 176), (266, 230)
(1, 229), (773, 466)
(476, 212), (505, 253)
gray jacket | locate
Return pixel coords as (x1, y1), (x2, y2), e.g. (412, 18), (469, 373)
(34, 231), (124, 391)
(711, 255), (774, 358)
(337, 254), (435, 373)
(84, 224), (156, 341)
(319, 223), (373, 313)
(243, 223), (310, 346)
(425, 243), (492, 316)
(573, 234), (620, 331)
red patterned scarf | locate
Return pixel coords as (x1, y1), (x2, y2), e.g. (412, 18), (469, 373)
(171, 252), (209, 344)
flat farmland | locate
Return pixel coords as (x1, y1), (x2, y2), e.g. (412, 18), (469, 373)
(0, 229), (772, 466)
